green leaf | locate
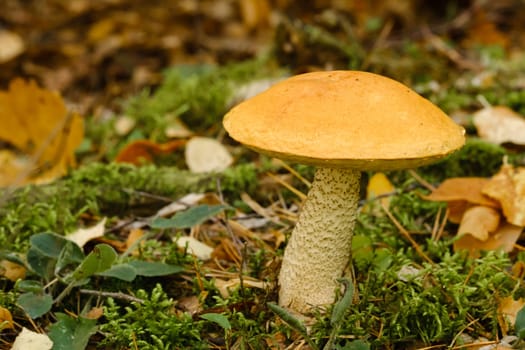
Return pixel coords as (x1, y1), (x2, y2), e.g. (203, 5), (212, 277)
(17, 292), (53, 319)
(267, 302), (307, 336)
(331, 278), (354, 327)
(26, 248), (56, 280)
(151, 204), (228, 229)
(200, 313), (231, 330)
(70, 244), (117, 281)
(128, 260), (184, 277)
(516, 305), (525, 340)
(97, 263), (137, 281)
(55, 241), (85, 274)
(15, 280), (44, 293)
(48, 313), (98, 350)
(338, 339), (370, 350)
(30, 232), (69, 258)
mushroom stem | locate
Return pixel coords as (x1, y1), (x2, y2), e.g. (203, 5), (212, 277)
(278, 167), (361, 313)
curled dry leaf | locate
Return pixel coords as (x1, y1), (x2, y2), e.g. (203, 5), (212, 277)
(115, 139), (185, 165)
(473, 106), (525, 145)
(483, 164), (525, 226)
(184, 136), (233, 173)
(457, 205), (500, 241)
(454, 222), (522, 257)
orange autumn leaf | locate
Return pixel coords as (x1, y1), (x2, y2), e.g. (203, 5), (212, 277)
(457, 205), (500, 242)
(126, 228), (145, 256)
(454, 222), (522, 257)
(115, 139), (185, 165)
(483, 164), (525, 226)
(0, 78), (83, 186)
(0, 306), (14, 330)
(423, 177), (499, 207)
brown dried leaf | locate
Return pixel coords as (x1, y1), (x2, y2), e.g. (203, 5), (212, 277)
(483, 164), (525, 226)
(85, 306), (104, 320)
(454, 222), (522, 257)
(126, 228), (145, 256)
(115, 139), (185, 165)
(0, 259), (26, 281)
(423, 177), (499, 207)
(457, 206), (500, 241)
(473, 106), (525, 145)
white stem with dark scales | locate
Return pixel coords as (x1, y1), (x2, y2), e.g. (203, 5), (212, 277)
(278, 167), (361, 313)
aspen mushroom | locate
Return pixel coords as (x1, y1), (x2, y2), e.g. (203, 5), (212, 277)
(223, 70), (465, 313)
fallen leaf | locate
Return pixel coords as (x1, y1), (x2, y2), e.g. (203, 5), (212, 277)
(185, 137), (233, 173)
(125, 228), (145, 255)
(175, 236), (214, 261)
(473, 106), (525, 145)
(457, 206), (500, 241)
(0, 79), (83, 186)
(214, 278), (267, 298)
(0, 30), (25, 63)
(364, 172), (395, 210)
(483, 164), (525, 226)
(115, 139), (185, 165)
(155, 193), (206, 217)
(423, 177), (499, 207)
(66, 218), (107, 248)
(114, 115), (136, 135)
(11, 328), (53, 350)
(164, 115), (193, 138)
(498, 296), (525, 335)
(85, 306), (104, 320)
(0, 306), (14, 330)
(454, 222), (522, 257)
(0, 259), (26, 281)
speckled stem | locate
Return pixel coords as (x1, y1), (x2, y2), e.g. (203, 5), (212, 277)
(278, 167), (361, 313)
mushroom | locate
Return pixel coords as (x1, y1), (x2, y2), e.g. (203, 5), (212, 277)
(223, 70), (465, 313)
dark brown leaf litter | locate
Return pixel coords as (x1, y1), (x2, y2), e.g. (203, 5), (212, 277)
(1, 0), (525, 116)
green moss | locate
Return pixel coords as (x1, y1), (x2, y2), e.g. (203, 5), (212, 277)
(0, 162), (259, 252)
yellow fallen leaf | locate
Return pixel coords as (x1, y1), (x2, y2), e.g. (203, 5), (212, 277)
(483, 164), (525, 226)
(0, 306), (14, 330)
(175, 236), (214, 261)
(126, 228), (145, 256)
(364, 172), (395, 211)
(457, 205), (500, 241)
(498, 296), (525, 335)
(0, 79), (83, 186)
